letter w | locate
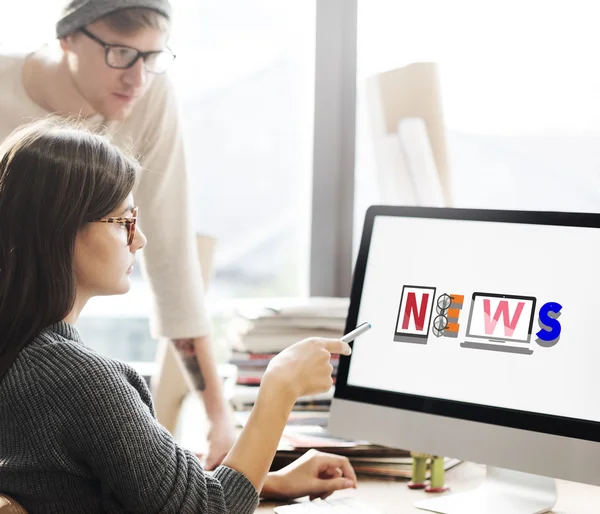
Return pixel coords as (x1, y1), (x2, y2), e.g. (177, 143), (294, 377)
(483, 299), (525, 337)
(402, 292), (430, 331)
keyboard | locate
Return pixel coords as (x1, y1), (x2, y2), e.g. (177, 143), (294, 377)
(273, 497), (384, 513)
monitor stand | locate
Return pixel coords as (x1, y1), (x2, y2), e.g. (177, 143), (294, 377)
(414, 466), (557, 514)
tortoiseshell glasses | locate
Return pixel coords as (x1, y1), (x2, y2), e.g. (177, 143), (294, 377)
(95, 207), (138, 246)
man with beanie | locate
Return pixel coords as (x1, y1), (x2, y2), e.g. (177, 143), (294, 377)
(0, 0), (236, 470)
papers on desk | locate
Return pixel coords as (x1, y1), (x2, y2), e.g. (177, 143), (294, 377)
(228, 296), (348, 354)
(351, 457), (461, 479)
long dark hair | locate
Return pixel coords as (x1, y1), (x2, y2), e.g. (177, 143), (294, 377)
(0, 118), (139, 380)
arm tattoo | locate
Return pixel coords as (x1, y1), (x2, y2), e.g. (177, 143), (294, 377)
(172, 338), (206, 391)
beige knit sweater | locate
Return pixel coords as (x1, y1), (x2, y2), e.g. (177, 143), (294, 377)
(0, 51), (210, 340)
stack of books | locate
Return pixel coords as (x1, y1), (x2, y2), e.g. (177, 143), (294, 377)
(229, 385), (335, 412)
(227, 297), (348, 389)
(230, 296), (348, 351)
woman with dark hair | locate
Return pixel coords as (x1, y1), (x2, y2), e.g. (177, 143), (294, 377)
(0, 119), (356, 514)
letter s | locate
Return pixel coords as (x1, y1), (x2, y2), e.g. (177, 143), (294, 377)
(536, 302), (562, 347)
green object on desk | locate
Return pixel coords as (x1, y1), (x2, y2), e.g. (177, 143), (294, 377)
(425, 455), (449, 493)
(412, 456), (427, 483)
(429, 456), (445, 488)
(408, 451), (429, 489)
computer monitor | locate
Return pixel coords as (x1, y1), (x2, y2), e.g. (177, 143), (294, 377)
(329, 205), (600, 514)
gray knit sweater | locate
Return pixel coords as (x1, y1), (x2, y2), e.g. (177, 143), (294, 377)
(0, 322), (259, 513)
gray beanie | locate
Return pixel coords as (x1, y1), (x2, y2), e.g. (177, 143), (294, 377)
(56, 0), (172, 38)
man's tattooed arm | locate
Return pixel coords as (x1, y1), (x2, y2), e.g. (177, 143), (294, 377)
(172, 338), (206, 391)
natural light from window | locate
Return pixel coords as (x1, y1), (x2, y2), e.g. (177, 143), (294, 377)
(354, 0), (600, 250)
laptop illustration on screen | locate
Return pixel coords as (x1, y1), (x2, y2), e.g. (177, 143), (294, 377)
(460, 292), (537, 355)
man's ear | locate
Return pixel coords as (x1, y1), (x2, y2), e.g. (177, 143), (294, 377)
(59, 35), (75, 52)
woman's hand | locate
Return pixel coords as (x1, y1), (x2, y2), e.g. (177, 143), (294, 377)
(263, 338), (351, 401)
(220, 338), (351, 493)
(262, 450), (358, 501)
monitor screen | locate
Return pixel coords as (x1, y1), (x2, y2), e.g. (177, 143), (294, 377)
(342, 208), (600, 428)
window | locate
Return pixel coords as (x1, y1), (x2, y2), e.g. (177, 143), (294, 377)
(1, 1), (316, 362)
(168, 0), (315, 301)
(354, 0), (600, 246)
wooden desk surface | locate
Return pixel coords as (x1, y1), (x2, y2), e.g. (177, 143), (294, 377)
(257, 461), (600, 513)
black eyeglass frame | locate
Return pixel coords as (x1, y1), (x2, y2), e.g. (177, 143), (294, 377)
(80, 27), (176, 74)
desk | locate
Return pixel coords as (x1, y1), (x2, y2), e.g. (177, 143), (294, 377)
(257, 462), (600, 513)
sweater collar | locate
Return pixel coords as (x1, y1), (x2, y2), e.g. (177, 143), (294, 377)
(43, 321), (84, 344)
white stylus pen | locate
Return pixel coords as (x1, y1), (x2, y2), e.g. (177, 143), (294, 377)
(340, 322), (372, 343)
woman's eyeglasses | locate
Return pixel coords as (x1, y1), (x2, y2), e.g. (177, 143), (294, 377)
(95, 207), (138, 246)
